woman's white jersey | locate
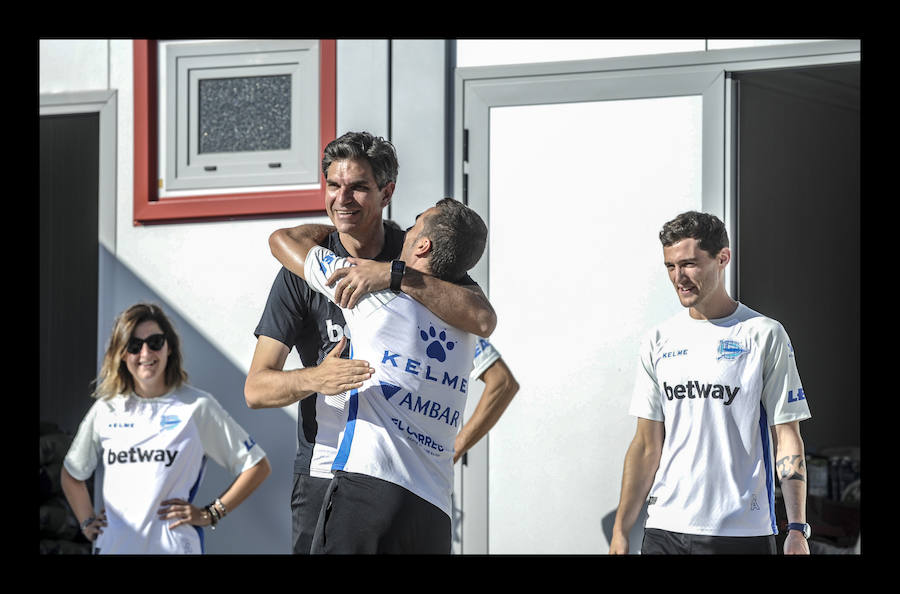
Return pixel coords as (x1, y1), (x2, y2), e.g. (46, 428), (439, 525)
(64, 384), (266, 554)
(304, 246), (490, 517)
(629, 303), (811, 537)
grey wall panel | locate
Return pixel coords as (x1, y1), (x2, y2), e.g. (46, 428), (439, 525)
(336, 40), (391, 141)
(389, 40), (451, 229)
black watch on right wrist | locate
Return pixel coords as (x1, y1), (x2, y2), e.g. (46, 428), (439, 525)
(390, 260), (406, 292)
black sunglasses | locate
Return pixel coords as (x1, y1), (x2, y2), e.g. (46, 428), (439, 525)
(126, 333), (167, 354)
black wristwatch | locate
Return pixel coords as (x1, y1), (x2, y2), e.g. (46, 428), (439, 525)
(390, 260), (406, 292)
(787, 522), (811, 539)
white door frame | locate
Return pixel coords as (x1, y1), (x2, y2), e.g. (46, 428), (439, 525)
(40, 89), (118, 541)
(453, 40), (860, 554)
(40, 90), (118, 254)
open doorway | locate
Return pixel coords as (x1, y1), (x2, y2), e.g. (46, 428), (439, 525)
(733, 62), (860, 551)
(40, 112), (100, 435)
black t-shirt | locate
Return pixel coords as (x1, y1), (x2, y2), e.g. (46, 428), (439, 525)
(254, 223), (476, 474)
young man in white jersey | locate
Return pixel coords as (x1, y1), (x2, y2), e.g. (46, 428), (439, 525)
(281, 197), (490, 553)
(610, 211), (812, 555)
(245, 132), (516, 554)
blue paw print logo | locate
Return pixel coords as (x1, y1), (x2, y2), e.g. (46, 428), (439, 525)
(420, 326), (455, 362)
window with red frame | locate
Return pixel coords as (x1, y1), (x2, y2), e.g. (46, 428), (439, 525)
(133, 39), (335, 224)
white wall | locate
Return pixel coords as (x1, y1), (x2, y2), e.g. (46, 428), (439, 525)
(39, 39), (110, 92)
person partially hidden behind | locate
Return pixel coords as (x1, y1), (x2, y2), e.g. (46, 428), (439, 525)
(283, 197), (490, 553)
(245, 131), (514, 554)
(610, 211), (812, 555)
(61, 303), (271, 554)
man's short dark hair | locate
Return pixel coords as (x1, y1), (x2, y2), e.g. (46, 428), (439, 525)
(421, 198), (488, 282)
(659, 211), (729, 257)
(321, 131), (399, 189)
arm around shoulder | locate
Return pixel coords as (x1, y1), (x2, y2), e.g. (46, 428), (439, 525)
(401, 270), (497, 337)
(268, 224), (335, 279)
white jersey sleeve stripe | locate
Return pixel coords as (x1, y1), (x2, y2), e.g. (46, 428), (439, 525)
(470, 338), (501, 380)
(304, 246), (397, 320)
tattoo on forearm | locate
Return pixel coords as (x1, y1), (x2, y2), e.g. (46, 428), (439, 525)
(777, 455), (807, 482)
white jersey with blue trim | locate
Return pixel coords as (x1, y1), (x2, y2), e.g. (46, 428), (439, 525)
(304, 246), (480, 517)
(64, 384), (266, 554)
(629, 303), (811, 537)
(471, 336), (501, 382)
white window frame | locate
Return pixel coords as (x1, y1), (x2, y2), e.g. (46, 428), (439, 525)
(159, 39), (320, 194)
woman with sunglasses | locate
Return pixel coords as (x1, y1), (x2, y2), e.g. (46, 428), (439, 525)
(60, 303), (271, 554)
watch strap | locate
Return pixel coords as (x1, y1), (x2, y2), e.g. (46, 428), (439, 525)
(390, 260), (405, 292)
(787, 522), (810, 538)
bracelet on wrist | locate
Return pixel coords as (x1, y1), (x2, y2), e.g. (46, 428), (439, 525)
(206, 505), (219, 530)
(80, 516), (96, 531)
(214, 497), (227, 517)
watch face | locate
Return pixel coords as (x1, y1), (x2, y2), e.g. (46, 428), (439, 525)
(390, 260), (405, 291)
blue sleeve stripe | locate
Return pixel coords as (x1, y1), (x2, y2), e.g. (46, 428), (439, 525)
(332, 388), (359, 471)
(188, 456), (207, 553)
(758, 403), (777, 534)
(188, 455), (207, 503)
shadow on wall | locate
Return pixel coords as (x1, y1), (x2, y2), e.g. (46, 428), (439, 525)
(98, 245), (294, 554)
(601, 502), (648, 554)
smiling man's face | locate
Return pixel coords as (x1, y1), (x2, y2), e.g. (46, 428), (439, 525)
(324, 158), (394, 237)
(663, 237), (729, 318)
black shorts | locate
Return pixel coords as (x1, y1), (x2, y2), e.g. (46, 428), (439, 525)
(310, 471), (450, 554)
(291, 473), (332, 554)
(641, 528), (777, 555)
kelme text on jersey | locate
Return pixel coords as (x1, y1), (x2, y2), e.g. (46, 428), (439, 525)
(663, 381), (740, 406)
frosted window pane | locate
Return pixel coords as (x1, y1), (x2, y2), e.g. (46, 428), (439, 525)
(486, 96), (702, 554)
(198, 75), (292, 154)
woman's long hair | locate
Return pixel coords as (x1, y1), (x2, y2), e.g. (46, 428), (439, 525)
(92, 303), (188, 399)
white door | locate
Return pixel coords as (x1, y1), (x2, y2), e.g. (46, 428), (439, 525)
(457, 63), (726, 555)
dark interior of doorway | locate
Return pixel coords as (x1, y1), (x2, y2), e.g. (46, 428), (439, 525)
(40, 113), (100, 435)
(40, 112), (100, 554)
(734, 62), (860, 551)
